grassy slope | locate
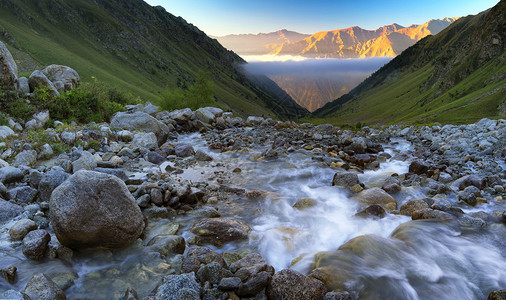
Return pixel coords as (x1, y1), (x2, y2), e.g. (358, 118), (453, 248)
(0, 0), (307, 119)
(311, 1), (506, 125)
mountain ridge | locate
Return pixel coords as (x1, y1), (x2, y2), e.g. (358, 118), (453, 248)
(0, 0), (307, 119)
(271, 18), (458, 58)
(312, 2), (505, 124)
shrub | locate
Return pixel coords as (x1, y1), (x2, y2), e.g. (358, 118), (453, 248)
(32, 82), (127, 124)
(159, 71), (216, 111)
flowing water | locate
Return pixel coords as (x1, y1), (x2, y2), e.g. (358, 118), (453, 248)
(0, 133), (504, 299)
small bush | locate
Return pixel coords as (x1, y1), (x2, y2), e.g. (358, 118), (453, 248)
(159, 71), (216, 111)
(32, 82), (127, 124)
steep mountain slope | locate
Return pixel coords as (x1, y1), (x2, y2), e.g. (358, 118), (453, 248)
(213, 30), (310, 55)
(313, 1), (505, 125)
(0, 0), (307, 119)
(272, 19), (457, 58)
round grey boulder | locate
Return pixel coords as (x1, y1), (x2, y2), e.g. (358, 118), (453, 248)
(49, 170), (145, 249)
(42, 64), (80, 92)
(22, 229), (50, 260)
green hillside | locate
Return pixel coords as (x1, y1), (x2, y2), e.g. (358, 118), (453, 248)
(312, 0), (505, 125)
(0, 0), (307, 119)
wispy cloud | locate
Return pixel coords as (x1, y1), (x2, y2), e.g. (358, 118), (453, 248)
(243, 57), (392, 78)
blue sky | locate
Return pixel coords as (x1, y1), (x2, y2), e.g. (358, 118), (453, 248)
(144, 0), (499, 36)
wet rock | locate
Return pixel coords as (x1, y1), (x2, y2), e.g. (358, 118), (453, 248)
(355, 204), (386, 219)
(195, 149), (213, 161)
(197, 262), (233, 285)
(190, 218), (250, 246)
(8, 186), (37, 204)
(50, 170), (145, 249)
(22, 229), (50, 260)
(219, 277), (242, 290)
(324, 291), (352, 300)
(399, 199), (430, 216)
(143, 206), (172, 219)
(24, 273), (66, 300)
(13, 150), (37, 167)
(237, 271), (272, 297)
(0, 290), (31, 300)
(9, 218), (37, 240)
(411, 208), (456, 221)
(150, 188), (164, 206)
(352, 187), (397, 210)
(0, 166), (24, 184)
(488, 290), (506, 300)
(149, 272), (200, 300)
(146, 151), (167, 164)
(409, 160), (430, 175)
(293, 197), (319, 210)
(175, 143), (195, 157)
(332, 172), (360, 187)
(1, 265), (17, 284)
(189, 206), (220, 218)
(458, 185), (481, 206)
(124, 286), (139, 300)
(42, 65), (80, 92)
(453, 175), (487, 190)
(147, 234), (186, 255)
(332, 171), (360, 188)
(71, 151), (97, 172)
(110, 111), (169, 145)
(266, 269), (326, 300)
(132, 132), (158, 150)
(38, 168), (69, 202)
(182, 247), (227, 274)
(231, 253), (275, 282)
(0, 41), (18, 88)
(382, 183), (401, 194)
(136, 194), (151, 208)
(0, 199), (23, 224)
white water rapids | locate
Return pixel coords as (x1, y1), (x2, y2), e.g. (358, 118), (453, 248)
(0, 132), (504, 299)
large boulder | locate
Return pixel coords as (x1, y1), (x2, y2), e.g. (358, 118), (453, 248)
(110, 111), (169, 145)
(41, 65), (80, 92)
(190, 218), (250, 246)
(49, 170), (145, 249)
(28, 70), (59, 96)
(352, 187), (397, 210)
(266, 269), (327, 300)
(24, 274), (66, 300)
(0, 41), (17, 89)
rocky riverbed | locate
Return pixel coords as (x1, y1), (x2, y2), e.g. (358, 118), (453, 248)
(0, 104), (505, 300)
